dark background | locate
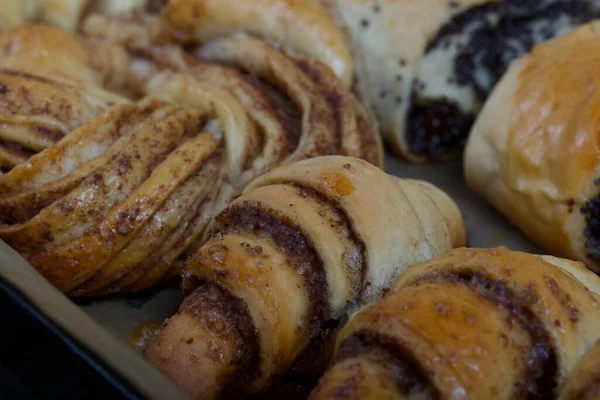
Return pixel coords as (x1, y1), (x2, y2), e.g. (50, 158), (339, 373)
(0, 278), (141, 400)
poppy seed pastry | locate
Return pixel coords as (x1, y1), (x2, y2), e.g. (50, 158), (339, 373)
(324, 0), (600, 162)
(465, 21), (600, 274)
(143, 155), (465, 399)
(311, 248), (600, 399)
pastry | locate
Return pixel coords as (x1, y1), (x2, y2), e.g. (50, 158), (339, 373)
(0, 0), (39, 30)
(559, 339), (600, 400)
(143, 155), (466, 399)
(311, 247), (600, 399)
(465, 21), (600, 274)
(0, 0), (147, 32)
(0, 24), (131, 174)
(322, 0), (600, 162)
(0, 24), (383, 295)
(81, 0), (372, 104)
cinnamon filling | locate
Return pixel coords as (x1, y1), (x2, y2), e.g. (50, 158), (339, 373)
(292, 184), (367, 306)
(244, 75), (302, 155)
(418, 271), (557, 399)
(333, 330), (435, 398)
(178, 283), (259, 397)
(210, 201), (329, 329)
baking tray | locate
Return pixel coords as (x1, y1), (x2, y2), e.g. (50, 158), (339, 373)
(0, 152), (543, 399)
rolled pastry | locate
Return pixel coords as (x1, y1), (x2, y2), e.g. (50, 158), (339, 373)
(143, 155), (465, 399)
(559, 339), (600, 400)
(311, 247), (600, 399)
(465, 21), (600, 274)
(323, 0), (600, 162)
(0, 24), (383, 296)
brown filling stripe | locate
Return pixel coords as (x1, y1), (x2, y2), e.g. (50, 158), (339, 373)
(210, 200), (329, 328)
(334, 330), (435, 398)
(417, 271), (557, 399)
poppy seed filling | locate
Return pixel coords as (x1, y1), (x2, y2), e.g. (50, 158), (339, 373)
(407, 0), (600, 158)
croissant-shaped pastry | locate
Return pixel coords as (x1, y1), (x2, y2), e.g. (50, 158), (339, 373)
(559, 339), (600, 400)
(143, 155), (465, 399)
(311, 247), (600, 399)
(0, 22), (383, 295)
(319, 0), (600, 162)
(465, 22), (600, 274)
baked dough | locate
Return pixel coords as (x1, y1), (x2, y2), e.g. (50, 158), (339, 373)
(559, 339), (600, 400)
(143, 155), (465, 399)
(0, 24), (383, 296)
(0, 24), (130, 173)
(311, 247), (600, 399)
(465, 21), (600, 274)
(324, 0), (600, 162)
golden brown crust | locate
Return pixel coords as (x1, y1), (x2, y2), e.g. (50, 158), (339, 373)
(465, 22), (600, 273)
(0, 23), (383, 297)
(313, 248), (600, 399)
(151, 0), (354, 88)
(146, 155), (464, 398)
(559, 339), (600, 400)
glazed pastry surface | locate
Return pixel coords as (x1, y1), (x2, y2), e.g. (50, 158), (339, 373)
(311, 247), (600, 399)
(559, 339), (600, 400)
(144, 155), (465, 399)
(465, 21), (600, 274)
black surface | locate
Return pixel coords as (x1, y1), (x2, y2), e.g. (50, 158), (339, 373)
(0, 277), (145, 400)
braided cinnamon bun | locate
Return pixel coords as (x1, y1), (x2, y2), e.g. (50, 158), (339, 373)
(0, 22), (383, 296)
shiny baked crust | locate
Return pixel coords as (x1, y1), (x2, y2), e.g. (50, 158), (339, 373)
(465, 21), (600, 274)
(143, 155), (465, 399)
(559, 339), (600, 400)
(311, 247), (600, 399)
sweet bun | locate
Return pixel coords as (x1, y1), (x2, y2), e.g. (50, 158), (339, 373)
(324, 0), (600, 162)
(311, 247), (600, 399)
(465, 21), (600, 274)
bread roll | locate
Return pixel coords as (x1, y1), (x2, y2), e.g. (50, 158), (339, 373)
(465, 21), (600, 274)
(144, 156), (465, 399)
(312, 247), (600, 399)
(323, 0), (600, 162)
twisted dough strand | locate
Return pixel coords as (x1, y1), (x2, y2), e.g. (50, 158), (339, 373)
(0, 23), (383, 296)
